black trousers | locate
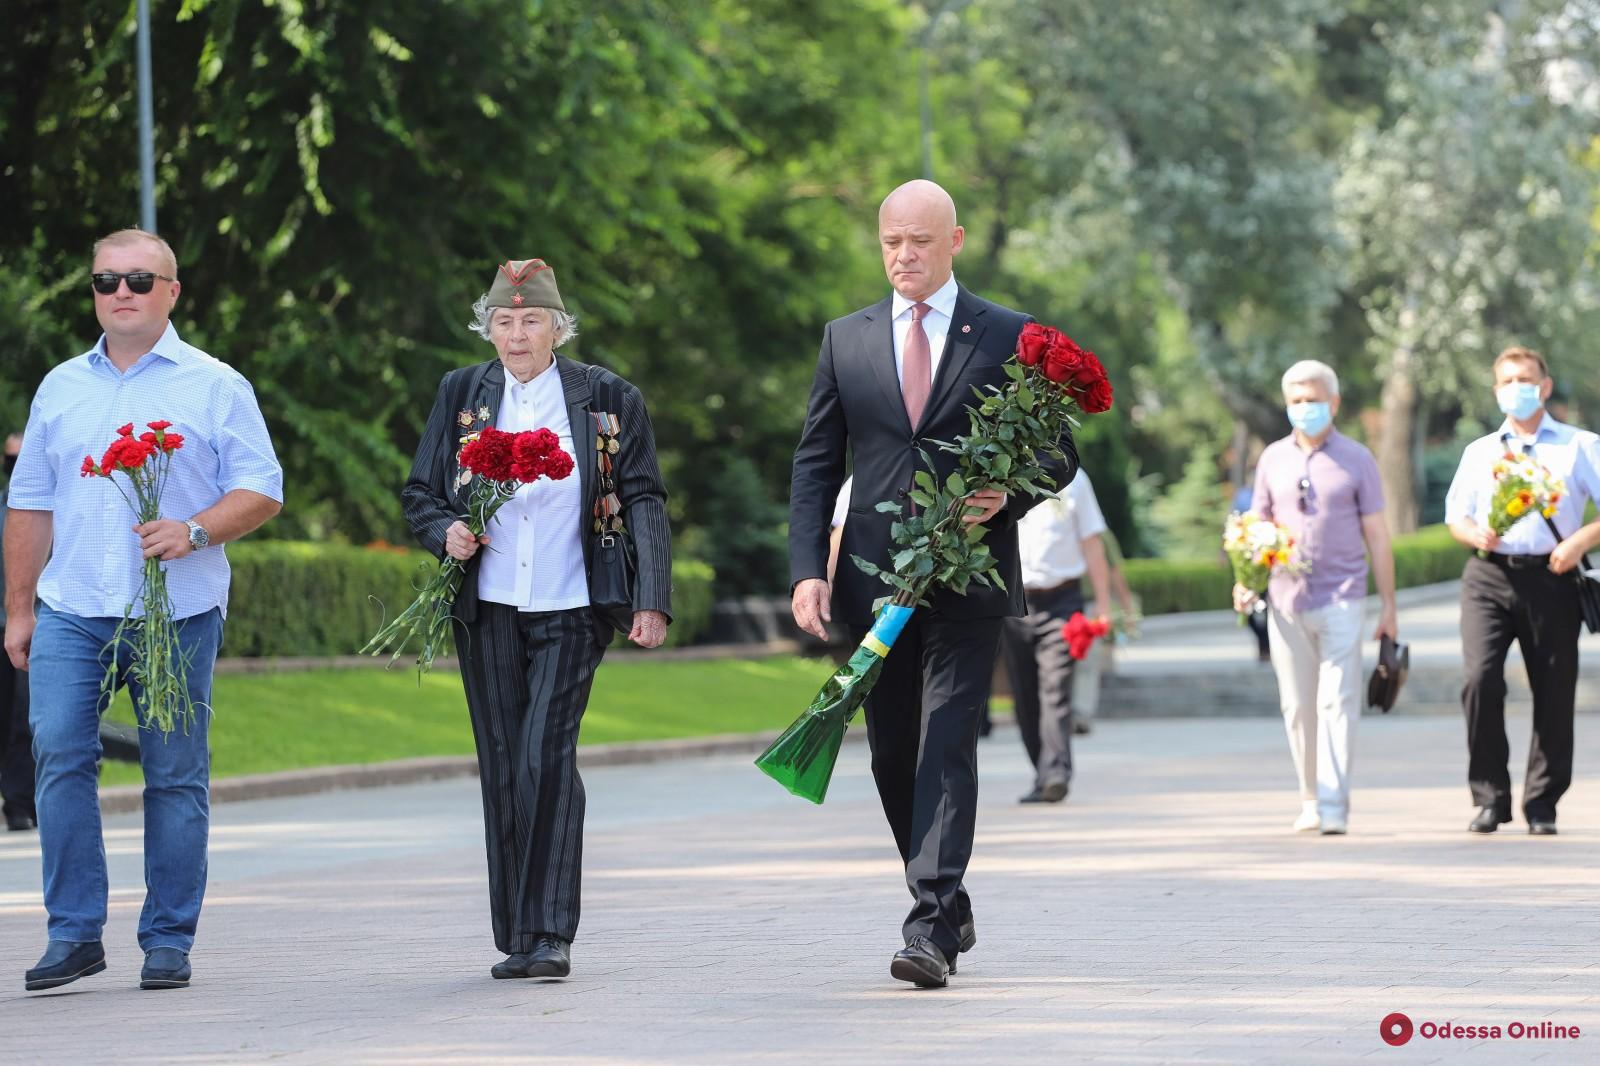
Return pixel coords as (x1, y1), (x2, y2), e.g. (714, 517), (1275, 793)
(1459, 556), (1580, 821)
(855, 613), (1002, 962)
(0, 651), (35, 820)
(1000, 583), (1084, 790)
(457, 603), (602, 954)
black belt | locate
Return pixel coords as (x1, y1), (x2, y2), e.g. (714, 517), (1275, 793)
(1026, 577), (1082, 597)
(1481, 552), (1551, 570)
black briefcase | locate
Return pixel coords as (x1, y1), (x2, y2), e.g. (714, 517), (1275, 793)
(1366, 634), (1409, 713)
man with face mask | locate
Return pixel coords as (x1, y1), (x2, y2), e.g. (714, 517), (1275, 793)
(1233, 360), (1397, 835)
(1445, 346), (1600, 836)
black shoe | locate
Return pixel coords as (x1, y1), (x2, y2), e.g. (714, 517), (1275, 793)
(947, 918), (976, 975)
(139, 947), (191, 990)
(890, 935), (949, 988)
(5, 810), (36, 831)
(1528, 820), (1558, 836)
(526, 935), (570, 978)
(1018, 780), (1068, 804)
(490, 953), (534, 979)
(25, 940), (106, 991)
(1468, 807), (1512, 834)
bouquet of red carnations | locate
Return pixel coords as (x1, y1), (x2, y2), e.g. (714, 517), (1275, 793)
(756, 323), (1114, 803)
(81, 421), (192, 736)
(364, 426), (574, 676)
(1062, 612), (1111, 660)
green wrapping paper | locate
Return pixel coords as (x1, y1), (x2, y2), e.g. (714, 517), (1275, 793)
(755, 603), (914, 803)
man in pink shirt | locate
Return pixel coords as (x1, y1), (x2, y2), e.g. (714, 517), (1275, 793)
(1233, 360), (1398, 835)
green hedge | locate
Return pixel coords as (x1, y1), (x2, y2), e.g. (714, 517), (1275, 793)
(1122, 523), (1467, 617)
(222, 542), (716, 657)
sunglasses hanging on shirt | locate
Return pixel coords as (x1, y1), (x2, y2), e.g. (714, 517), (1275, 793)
(90, 271), (174, 295)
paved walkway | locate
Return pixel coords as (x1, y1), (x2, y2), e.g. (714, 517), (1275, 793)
(3, 711), (1598, 1063)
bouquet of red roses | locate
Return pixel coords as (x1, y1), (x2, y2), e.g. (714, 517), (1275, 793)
(364, 426), (574, 676)
(757, 322), (1113, 803)
(81, 421), (192, 736)
(1061, 611), (1112, 660)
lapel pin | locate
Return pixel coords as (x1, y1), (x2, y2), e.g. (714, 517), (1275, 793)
(961, 324), (971, 333)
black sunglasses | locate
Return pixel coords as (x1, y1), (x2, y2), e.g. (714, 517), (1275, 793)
(91, 271), (174, 295)
(1297, 476), (1312, 513)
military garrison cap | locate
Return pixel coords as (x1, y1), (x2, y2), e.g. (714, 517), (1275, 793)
(485, 259), (565, 312)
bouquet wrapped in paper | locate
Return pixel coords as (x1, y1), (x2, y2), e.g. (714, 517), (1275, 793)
(1223, 511), (1305, 624)
(80, 421), (193, 736)
(757, 323), (1113, 803)
(364, 426), (573, 676)
(1485, 451), (1564, 548)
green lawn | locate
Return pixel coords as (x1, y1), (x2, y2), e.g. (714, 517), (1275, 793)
(100, 655), (837, 786)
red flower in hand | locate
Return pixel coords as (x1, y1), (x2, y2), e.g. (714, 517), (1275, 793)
(1061, 612), (1111, 660)
(146, 420), (173, 431)
(1016, 322), (1053, 367)
(80, 455), (98, 477)
(116, 423), (134, 437)
(459, 427), (518, 481)
(511, 427), (572, 482)
(1042, 335), (1086, 384)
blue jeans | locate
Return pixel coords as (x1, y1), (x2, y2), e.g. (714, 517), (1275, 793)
(29, 604), (222, 951)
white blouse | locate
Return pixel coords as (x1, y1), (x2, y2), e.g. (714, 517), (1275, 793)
(476, 360), (589, 611)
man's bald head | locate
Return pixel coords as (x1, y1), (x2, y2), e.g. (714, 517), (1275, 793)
(878, 180), (964, 301)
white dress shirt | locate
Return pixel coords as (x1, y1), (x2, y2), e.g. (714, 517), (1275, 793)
(1444, 413), (1600, 555)
(476, 360), (589, 611)
(1017, 470), (1108, 590)
(890, 273), (960, 390)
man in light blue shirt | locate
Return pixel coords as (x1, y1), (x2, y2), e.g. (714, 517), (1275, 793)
(4, 228), (282, 991)
(1445, 345), (1600, 836)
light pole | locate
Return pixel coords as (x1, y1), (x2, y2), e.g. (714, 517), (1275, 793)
(136, 0), (156, 231)
(918, 0), (973, 180)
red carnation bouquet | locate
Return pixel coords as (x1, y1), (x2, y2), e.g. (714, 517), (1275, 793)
(364, 426), (574, 676)
(81, 421), (193, 736)
(1061, 612), (1111, 661)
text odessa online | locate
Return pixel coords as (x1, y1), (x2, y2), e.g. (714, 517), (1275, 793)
(1417, 1021), (1580, 1040)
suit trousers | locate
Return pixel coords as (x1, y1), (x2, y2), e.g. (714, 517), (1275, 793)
(1459, 555), (1579, 822)
(1000, 583), (1084, 790)
(855, 612), (1002, 962)
(457, 603), (602, 954)
(1266, 600), (1363, 819)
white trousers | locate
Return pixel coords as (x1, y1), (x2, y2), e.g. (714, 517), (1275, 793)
(1266, 601), (1363, 818)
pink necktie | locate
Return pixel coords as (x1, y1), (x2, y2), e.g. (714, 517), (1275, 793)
(902, 302), (932, 427)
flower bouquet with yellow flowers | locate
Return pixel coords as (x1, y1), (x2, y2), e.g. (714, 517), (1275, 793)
(1485, 452), (1565, 550)
(1223, 511), (1307, 624)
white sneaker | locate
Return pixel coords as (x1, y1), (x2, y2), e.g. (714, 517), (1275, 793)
(1293, 805), (1321, 833)
(1320, 815), (1348, 835)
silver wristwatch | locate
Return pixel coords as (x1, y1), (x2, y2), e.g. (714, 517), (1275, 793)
(185, 519), (210, 550)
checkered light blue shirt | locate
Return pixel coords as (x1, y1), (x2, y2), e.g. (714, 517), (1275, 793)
(7, 323), (283, 620)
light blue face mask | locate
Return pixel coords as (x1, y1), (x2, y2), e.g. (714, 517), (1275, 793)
(1286, 401), (1332, 436)
(1496, 382), (1542, 421)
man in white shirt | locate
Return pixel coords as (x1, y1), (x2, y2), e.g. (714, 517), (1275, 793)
(1445, 345), (1600, 835)
(1000, 470), (1112, 803)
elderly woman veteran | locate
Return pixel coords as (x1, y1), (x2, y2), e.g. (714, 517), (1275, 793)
(402, 259), (671, 980)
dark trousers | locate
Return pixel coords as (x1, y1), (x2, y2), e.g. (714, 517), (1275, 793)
(1000, 583), (1084, 790)
(1460, 556), (1580, 822)
(0, 649), (35, 820)
(457, 603), (602, 954)
(855, 612), (1002, 962)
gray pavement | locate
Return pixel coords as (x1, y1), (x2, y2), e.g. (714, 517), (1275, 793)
(3, 710), (1599, 1064)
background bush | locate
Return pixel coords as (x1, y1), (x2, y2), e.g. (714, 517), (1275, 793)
(223, 542), (715, 656)
(1120, 523), (1467, 616)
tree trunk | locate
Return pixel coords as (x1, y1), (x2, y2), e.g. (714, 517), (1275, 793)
(1378, 343), (1420, 534)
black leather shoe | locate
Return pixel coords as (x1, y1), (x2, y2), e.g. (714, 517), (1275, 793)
(947, 918), (977, 975)
(140, 947), (191, 990)
(1528, 820), (1558, 836)
(526, 935), (570, 978)
(5, 810), (36, 831)
(25, 940), (106, 991)
(1468, 807), (1512, 833)
(891, 935), (949, 988)
(1018, 780), (1068, 804)
(490, 953), (534, 979)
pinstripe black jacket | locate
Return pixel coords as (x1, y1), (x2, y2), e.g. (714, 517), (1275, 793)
(402, 355), (672, 645)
